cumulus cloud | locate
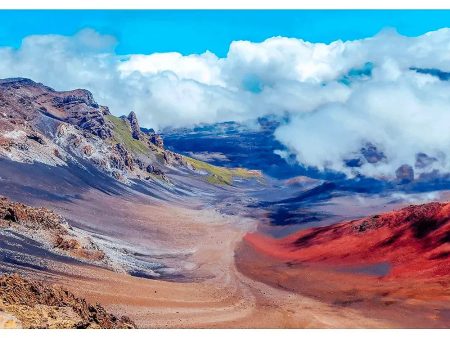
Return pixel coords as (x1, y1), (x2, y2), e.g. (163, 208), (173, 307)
(118, 51), (224, 86)
(275, 76), (450, 178)
(2, 27), (450, 179)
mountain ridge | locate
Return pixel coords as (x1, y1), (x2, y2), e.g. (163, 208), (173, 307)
(0, 77), (260, 187)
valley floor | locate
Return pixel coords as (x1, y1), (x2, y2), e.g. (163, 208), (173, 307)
(1, 76), (449, 329)
(1, 161), (449, 328)
(26, 193), (392, 328)
(5, 188), (446, 328)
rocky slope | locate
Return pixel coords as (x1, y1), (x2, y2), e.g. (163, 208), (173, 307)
(0, 195), (105, 262)
(0, 274), (136, 328)
(0, 77), (185, 183)
(245, 201), (450, 279)
(0, 77), (259, 186)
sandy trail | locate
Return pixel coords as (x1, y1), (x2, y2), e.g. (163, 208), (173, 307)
(35, 192), (392, 328)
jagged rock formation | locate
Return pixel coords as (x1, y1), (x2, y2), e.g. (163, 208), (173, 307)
(127, 111), (141, 140)
(0, 77), (188, 184)
(0, 195), (105, 262)
(163, 149), (185, 166)
(0, 274), (136, 329)
(0, 77), (262, 187)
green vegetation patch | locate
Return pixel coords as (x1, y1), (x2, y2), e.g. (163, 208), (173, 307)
(184, 156), (261, 186)
(105, 115), (149, 155)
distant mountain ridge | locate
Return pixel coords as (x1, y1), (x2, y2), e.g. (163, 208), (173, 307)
(0, 77), (258, 187)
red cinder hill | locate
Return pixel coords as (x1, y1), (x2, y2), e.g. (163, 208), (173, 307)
(245, 202), (450, 278)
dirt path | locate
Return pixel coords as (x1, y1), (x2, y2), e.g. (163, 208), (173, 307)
(40, 195), (392, 328)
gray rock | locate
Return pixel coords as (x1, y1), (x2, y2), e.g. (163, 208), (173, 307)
(396, 164), (414, 183)
(150, 134), (164, 148)
(361, 143), (385, 164)
(127, 111), (141, 140)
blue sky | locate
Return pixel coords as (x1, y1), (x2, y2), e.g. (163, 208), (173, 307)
(1, 10), (450, 56)
(2, 10), (450, 178)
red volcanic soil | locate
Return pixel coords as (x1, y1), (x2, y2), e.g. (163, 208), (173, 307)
(245, 202), (450, 279)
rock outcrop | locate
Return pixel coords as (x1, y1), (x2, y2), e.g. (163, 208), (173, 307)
(127, 111), (141, 140)
(0, 274), (136, 329)
(150, 134), (164, 148)
(0, 78), (182, 184)
(396, 164), (414, 183)
(361, 143), (385, 164)
(0, 77), (257, 187)
(0, 195), (105, 262)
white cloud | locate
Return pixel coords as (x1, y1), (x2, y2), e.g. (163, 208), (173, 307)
(224, 37), (361, 85)
(275, 76), (450, 179)
(118, 51), (224, 86)
(2, 28), (450, 179)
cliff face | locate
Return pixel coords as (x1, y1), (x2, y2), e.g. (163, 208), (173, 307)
(0, 78), (186, 184)
(245, 202), (450, 279)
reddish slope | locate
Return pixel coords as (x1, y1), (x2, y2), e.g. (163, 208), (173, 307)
(245, 202), (450, 278)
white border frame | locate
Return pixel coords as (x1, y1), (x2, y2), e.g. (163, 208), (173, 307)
(0, 1), (449, 336)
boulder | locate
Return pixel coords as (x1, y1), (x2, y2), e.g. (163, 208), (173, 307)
(396, 164), (414, 183)
(361, 143), (385, 164)
(150, 134), (164, 148)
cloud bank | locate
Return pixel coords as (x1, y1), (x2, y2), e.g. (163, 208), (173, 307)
(2, 28), (450, 179)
